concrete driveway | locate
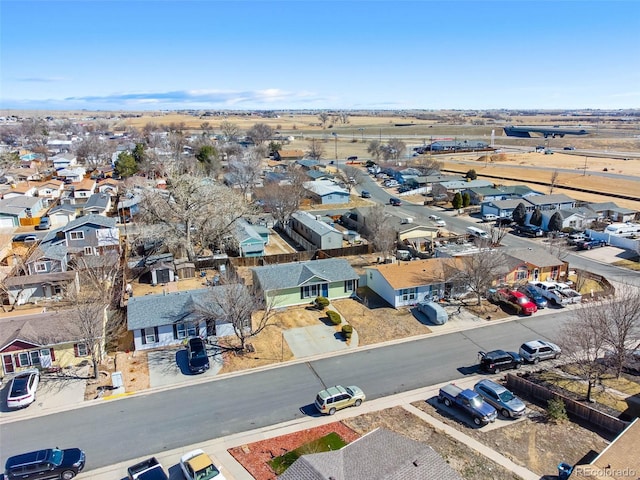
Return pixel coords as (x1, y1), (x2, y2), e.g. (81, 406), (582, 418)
(147, 344), (224, 388)
(284, 322), (360, 358)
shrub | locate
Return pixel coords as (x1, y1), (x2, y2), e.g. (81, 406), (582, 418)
(341, 324), (353, 339)
(326, 310), (342, 325)
(547, 397), (568, 423)
(314, 296), (330, 309)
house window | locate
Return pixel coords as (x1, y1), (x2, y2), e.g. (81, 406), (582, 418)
(75, 343), (88, 356)
(516, 267), (529, 281)
(84, 246), (94, 255)
(142, 328), (157, 344)
(18, 352), (30, 367)
(175, 322), (196, 339)
(551, 266), (559, 280)
(30, 350), (41, 365)
(35, 262), (48, 273)
(53, 285), (62, 295)
(301, 284), (320, 299)
(401, 288), (417, 301)
(344, 279), (355, 292)
(70, 231), (84, 240)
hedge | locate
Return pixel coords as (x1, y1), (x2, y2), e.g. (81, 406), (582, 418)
(326, 310), (342, 325)
(341, 324), (353, 339)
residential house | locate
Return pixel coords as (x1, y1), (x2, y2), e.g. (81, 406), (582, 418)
(525, 193), (576, 214)
(51, 152), (77, 170)
(231, 218), (268, 257)
(465, 185), (542, 205)
(56, 166), (86, 183)
(587, 201), (638, 223)
(480, 198), (529, 219)
(2, 181), (38, 199)
(252, 258), (359, 308)
(47, 139), (73, 153)
(82, 192), (112, 216)
(289, 211), (343, 250)
(127, 286), (237, 351)
(364, 257), (466, 308)
(432, 179), (493, 197)
(500, 247), (569, 284)
(3, 271), (79, 306)
(96, 178), (120, 197)
(481, 194), (576, 222)
(398, 224), (441, 254)
(39, 214), (120, 257)
(5, 167), (43, 183)
(47, 203), (79, 227)
(303, 179), (350, 205)
(71, 177), (97, 202)
(274, 149), (305, 161)
(0, 308), (103, 377)
(36, 179), (65, 206)
(541, 206), (599, 231)
(0, 195), (44, 228)
(279, 427), (462, 480)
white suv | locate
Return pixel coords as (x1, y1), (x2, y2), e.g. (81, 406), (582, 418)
(519, 340), (561, 364)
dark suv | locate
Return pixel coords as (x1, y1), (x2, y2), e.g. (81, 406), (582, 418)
(4, 448), (85, 480)
(187, 337), (210, 374)
(478, 350), (523, 373)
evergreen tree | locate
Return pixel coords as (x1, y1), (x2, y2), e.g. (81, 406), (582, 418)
(530, 208), (543, 226)
(512, 202), (527, 226)
(462, 192), (471, 208)
(548, 212), (563, 232)
(452, 192), (463, 209)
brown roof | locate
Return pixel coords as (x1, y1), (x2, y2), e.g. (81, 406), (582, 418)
(74, 177), (96, 191)
(0, 309), (81, 351)
(279, 149), (305, 158)
(585, 417), (639, 480)
(366, 258), (464, 290)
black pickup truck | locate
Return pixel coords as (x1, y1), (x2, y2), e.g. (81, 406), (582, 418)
(127, 457), (169, 480)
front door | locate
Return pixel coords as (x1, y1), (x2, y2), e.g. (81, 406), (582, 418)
(533, 268), (540, 281)
(39, 349), (52, 368)
(321, 283), (328, 297)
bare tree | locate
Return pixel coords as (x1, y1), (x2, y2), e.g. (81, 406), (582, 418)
(246, 123), (273, 145)
(367, 140), (382, 161)
(66, 292), (109, 379)
(413, 156), (443, 175)
(220, 121), (239, 142)
(74, 135), (113, 169)
(305, 138), (325, 160)
(452, 250), (508, 305)
(364, 204), (397, 259)
(136, 174), (253, 261)
(257, 166), (308, 229)
(560, 304), (609, 402)
(228, 148), (263, 199)
(489, 223), (509, 246)
(549, 169), (560, 194)
(318, 112), (329, 129)
(70, 251), (121, 305)
(195, 279), (275, 352)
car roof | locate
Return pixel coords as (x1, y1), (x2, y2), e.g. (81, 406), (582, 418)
(476, 379), (507, 393)
(186, 452), (213, 472)
(484, 349), (512, 360)
(317, 385), (346, 399)
(188, 337), (205, 346)
(5, 449), (53, 468)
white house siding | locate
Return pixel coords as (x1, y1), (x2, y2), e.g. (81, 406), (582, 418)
(133, 323), (207, 351)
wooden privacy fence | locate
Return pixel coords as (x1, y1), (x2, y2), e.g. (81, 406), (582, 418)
(506, 373), (629, 437)
(574, 268), (615, 301)
(229, 244), (372, 268)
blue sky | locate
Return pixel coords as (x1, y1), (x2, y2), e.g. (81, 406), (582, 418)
(1, 1), (639, 111)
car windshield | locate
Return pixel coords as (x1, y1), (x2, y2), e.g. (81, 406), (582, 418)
(498, 390), (515, 402)
(10, 377), (29, 395)
(192, 349), (207, 359)
(345, 387), (355, 396)
(521, 344), (535, 354)
(195, 464), (221, 480)
(517, 297), (529, 305)
(469, 396), (483, 408)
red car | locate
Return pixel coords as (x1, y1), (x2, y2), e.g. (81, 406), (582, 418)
(506, 290), (538, 315)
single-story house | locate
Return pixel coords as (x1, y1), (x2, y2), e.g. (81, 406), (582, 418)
(465, 185), (542, 205)
(500, 247), (569, 284)
(525, 193), (576, 212)
(72, 178), (97, 201)
(541, 207), (599, 231)
(398, 224), (441, 254)
(364, 257), (466, 308)
(127, 286), (237, 351)
(36, 179), (65, 205)
(252, 258), (359, 308)
(51, 152), (77, 170)
(303, 179), (350, 205)
(232, 218), (267, 257)
(433, 179), (493, 196)
(82, 192), (111, 216)
(587, 201), (638, 223)
(289, 210), (343, 250)
(0, 195), (45, 228)
(279, 427), (462, 480)
(56, 167), (86, 183)
(47, 203), (79, 226)
(2, 271), (80, 306)
(0, 308), (103, 376)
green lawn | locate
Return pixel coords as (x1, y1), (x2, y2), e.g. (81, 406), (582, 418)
(268, 432), (348, 475)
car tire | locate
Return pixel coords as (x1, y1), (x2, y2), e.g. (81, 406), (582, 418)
(473, 417), (482, 426)
(494, 367), (501, 374)
(515, 363), (522, 370)
(61, 471), (76, 480)
(354, 399), (362, 407)
(554, 353), (561, 359)
(501, 408), (511, 418)
(329, 407), (336, 415)
(533, 357), (540, 364)
(443, 398), (452, 407)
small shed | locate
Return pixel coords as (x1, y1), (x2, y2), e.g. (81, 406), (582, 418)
(175, 259), (196, 279)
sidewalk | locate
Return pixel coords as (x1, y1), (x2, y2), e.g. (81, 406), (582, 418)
(87, 375), (542, 480)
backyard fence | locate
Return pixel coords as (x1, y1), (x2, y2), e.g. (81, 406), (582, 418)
(506, 373), (629, 437)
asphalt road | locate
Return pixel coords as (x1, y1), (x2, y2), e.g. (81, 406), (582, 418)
(1, 311), (570, 470)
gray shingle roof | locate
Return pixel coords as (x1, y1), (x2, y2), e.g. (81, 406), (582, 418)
(127, 285), (240, 330)
(252, 258), (358, 292)
(504, 247), (565, 268)
(278, 428), (462, 480)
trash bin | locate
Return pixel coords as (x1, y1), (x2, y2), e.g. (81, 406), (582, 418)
(558, 462), (573, 480)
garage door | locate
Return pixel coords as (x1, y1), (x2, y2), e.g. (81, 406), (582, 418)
(0, 217), (15, 228)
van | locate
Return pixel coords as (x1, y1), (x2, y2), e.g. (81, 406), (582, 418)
(466, 226), (490, 239)
(416, 300), (448, 325)
(481, 214), (498, 222)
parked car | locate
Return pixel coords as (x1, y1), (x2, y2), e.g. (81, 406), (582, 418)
(518, 285), (548, 309)
(315, 385), (365, 415)
(187, 337), (210, 374)
(474, 379), (526, 418)
(515, 225), (543, 237)
(12, 234), (38, 244)
(180, 449), (226, 480)
(576, 238), (607, 250)
(519, 340), (561, 364)
(7, 369), (40, 409)
(35, 216), (51, 230)
(428, 214), (442, 221)
(482, 213), (498, 222)
(360, 190), (371, 198)
(566, 232), (587, 246)
(478, 350), (523, 374)
(416, 300), (448, 325)
(438, 383), (497, 426)
(495, 217), (513, 227)
(397, 185), (412, 193)
(127, 456), (169, 480)
(487, 288), (537, 315)
(389, 197), (402, 206)
(4, 447), (86, 480)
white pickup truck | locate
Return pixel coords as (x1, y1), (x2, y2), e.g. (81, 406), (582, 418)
(528, 281), (582, 306)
